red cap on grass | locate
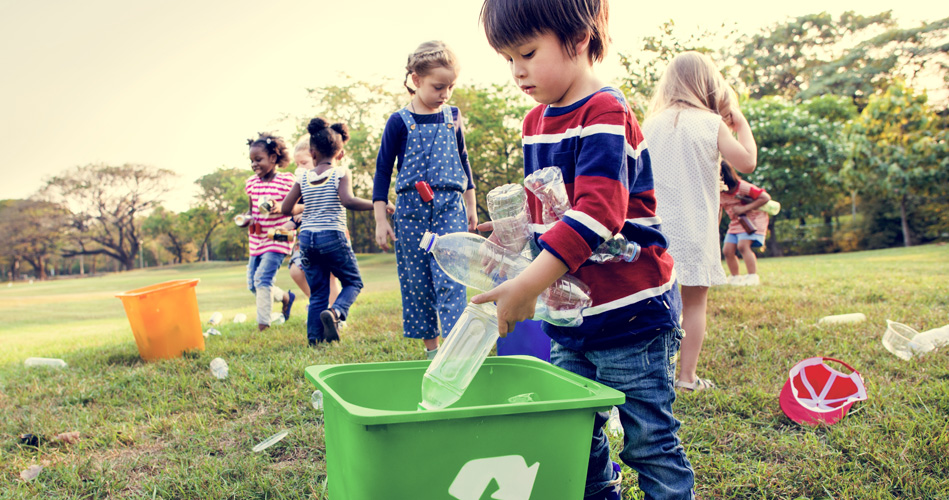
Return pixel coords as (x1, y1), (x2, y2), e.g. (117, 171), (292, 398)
(779, 357), (867, 426)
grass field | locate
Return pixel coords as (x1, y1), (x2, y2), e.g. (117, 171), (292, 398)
(1, 245), (948, 499)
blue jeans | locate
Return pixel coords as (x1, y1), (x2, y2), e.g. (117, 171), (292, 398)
(298, 230), (363, 343)
(551, 328), (695, 500)
(247, 252), (287, 325)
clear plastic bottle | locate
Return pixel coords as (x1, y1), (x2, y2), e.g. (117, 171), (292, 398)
(523, 167), (570, 225)
(419, 231), (591, 327)
(487, 184), (531, 254)
(233, 313), (247, 324)
(209, 358), (229, 379)
(208, 312), (223, 325)
(419, 302), (499, 411)
(24, 357), (67, 368)
(606, 406), (624, 438)
(270, 311), (286, 325)
(590, 234), (641, 264)
(311, 390), (324, 411)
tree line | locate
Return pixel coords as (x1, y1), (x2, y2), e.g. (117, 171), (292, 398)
(2, 12), (947, 280)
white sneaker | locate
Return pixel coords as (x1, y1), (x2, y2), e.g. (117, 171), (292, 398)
(744, 274), (760, 286)
(726, 275), (742, 285)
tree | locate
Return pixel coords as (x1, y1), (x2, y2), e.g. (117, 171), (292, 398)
(0, 199), (68, 280)
(743, 95), (855, 254)
(733, 11), (896, 99)
(39, 164), (175, 270)
(844, 81), (949, 246)
(193, 167), (249, 260)
(142, 206), (193, 264)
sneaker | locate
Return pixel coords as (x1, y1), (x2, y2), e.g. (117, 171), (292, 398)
(283, 291), (296, 320)
(726, 275), (741, 285)
(320, 308), (341, 343)
(744, 273), (760, 286)
(425, 347), (438, 360)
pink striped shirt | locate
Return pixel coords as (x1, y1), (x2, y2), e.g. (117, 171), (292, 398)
(245, 172), (295, 256)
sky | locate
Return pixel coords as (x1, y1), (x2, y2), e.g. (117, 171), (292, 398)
(0, 0), (939, 212)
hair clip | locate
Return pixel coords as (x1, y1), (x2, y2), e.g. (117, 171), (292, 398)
(265, 138), (272, 144)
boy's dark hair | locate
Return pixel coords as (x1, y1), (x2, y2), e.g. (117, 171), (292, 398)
(480, 0), (610, 62)
(721, 160), (741, 192)
(307, 118), (350, 159)
(247, 133), (290, 168)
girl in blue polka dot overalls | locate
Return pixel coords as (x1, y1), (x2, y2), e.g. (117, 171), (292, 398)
(372, 40), (479, 359)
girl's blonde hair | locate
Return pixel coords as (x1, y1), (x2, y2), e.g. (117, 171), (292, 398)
(294, 136), (311, 155)
(648, 51), (735, 119)
(404, 40), (459, 95)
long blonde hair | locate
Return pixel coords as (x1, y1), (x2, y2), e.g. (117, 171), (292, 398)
(648, 51), (734, 118)
(404, 40), (460, 95)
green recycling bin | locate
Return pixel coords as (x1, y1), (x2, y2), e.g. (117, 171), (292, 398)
(304, 355), (624, 500)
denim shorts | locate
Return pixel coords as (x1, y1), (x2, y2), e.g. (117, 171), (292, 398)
(724, 232), (765, 248)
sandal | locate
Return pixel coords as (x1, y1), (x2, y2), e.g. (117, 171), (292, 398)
(675, 378), (716, 392)
(282, 291), (295, 321)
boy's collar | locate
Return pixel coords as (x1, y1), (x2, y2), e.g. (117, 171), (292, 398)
(543, 87), (612, 117)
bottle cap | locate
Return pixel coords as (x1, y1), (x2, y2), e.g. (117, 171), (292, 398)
(419, 231), (437, 252)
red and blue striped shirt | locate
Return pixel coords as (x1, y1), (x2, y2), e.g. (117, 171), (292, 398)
(523, 87), (680, 350)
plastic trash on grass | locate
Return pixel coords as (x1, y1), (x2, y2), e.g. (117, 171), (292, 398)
(233, 313), (247, 324)
(24, 357), (67, 368)
(818, 313), (866, 325)
(882, 320), (949, 360)
(210, 358), (229, 379)
(252, 430), (289, 452)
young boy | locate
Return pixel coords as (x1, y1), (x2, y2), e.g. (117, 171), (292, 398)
(475, 1), (695, 498)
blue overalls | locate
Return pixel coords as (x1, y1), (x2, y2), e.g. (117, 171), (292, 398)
(393, 106), (469, 339)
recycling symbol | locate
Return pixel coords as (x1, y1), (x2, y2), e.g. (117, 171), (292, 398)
(448, 455), (540, 500)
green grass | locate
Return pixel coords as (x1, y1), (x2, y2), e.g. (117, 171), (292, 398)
(1, 246), (948, 499)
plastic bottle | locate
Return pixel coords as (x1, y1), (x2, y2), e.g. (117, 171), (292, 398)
(257, 195), (274, 213)
(523, 167), (570, 226)
(266, 228), (295, 242)
(419, 302), (499, 410)
(270, 312), (286, 325)
(523, 167), (641, 264)
(24, 357), (67, 368)
(486, 184), (531, 254)
(233, 313), (247, 324)
(208, 312), (223, 325)
(818, 313), (867, 325)
(234, 214), (252, 227)
(606, 406), (623, 438)
(419, 231), (591, 327)
(209, 358), (229, 379)
(311, 390), (324, 411)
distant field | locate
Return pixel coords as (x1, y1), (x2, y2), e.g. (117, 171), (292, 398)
(1, 245), (947, 499)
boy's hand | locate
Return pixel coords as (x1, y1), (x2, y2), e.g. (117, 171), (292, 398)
(471, 279), (537, 337)
(375, 220), (396, 251)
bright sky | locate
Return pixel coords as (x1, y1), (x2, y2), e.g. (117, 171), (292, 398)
(0, 0), (937, 212)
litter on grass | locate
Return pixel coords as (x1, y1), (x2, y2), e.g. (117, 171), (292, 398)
(882, 320), (949, 360)
(818, 313), (866, 325)
(204, 328), (221, 338)
(19, 465), (43, 481)
(252, 430), (289, 452)
(233, 313), (247, 323)
(52, 431), (80, 444)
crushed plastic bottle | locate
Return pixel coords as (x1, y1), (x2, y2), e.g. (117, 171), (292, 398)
(819, 313), (866, 325)
(252, 430), (288, 452)
(24, 357), (67, 368)
(208, 312), (224, 325)
(507, 392), (537, 403)
(524, 167), (571, 226)
(487, 184), (531, 254)
(606, 406), (623, 438)
(311, 390), (324, 411)
(233, 313), (247, 324)
(419, 302), (499, 411)
(270, 311), (285, 325)
(209, 358), (229, 379)
(524, 167), (641, 264)
(420, 231), (591, 327)
(204, 328), (221, 337)
(883, 320), (949, 360)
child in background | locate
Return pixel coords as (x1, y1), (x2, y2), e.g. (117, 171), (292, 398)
(285, 137), (342, 305)
(372, 40), (478, 360)
(243, 132), (296, 331)
(720, 161), (770, 286)
(476, 1), (694, 498)
(282, 118), (389, 345)
(642, 51), (757, 392)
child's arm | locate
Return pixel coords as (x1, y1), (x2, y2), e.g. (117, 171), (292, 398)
(280, 183), (302, 216)
(471, 251), (568, 336)
(732, 189), (771, 215)
(718, 106), (757, 174)
(338, 169), (394, 212)
(373, 201), (396, 251)
(463, 188), (478, 231)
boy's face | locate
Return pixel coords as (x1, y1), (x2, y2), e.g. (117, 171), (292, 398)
(294, 150), (314, 170)
(499, 32), (583, 107)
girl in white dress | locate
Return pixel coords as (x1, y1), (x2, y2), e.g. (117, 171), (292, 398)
(643, 51), (758, 391)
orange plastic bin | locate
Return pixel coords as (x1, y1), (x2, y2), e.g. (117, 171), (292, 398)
(116, 279), (204, 361)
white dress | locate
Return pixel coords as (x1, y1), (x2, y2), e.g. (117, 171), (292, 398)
(643, 107), (727, 287)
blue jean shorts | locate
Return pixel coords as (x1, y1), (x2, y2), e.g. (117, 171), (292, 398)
(724, 232), (765, 248)
(287, 249), (302, 270)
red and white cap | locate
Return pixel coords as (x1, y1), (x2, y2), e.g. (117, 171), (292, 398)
(779, 357), (867, 426)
